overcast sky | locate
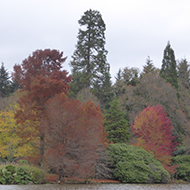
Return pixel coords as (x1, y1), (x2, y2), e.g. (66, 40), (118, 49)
(1, 0), (190, 82)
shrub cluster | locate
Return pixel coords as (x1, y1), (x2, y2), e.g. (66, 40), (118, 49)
(0, 163), (45, 184)
(108, 144), (170, 183)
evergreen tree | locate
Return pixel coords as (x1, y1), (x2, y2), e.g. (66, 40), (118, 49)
(69, 9), (112, 108)
(0, 63), (11, 97)
(103, 96), (131, 143)
(177, 58), (190, 89)
(141, 56), (156, 76)
(113, 69), (124, 97)
(160, 41), (178, 90)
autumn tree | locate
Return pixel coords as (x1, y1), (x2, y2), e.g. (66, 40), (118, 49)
(44, 93), (107, 179)
(0, 103), (38, 162)
(69, 9), (112, 109)
(12, 49), (72, 165)
(118, 72), (186, 139)
(160, 41), (178, 91)
(131, 105), (179, 174)
(103, 96), (131, 143)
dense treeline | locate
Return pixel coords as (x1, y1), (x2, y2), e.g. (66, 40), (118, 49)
(1, 9), (190, 184)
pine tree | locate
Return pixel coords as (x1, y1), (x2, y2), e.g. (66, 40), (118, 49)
(103, 96), (131, 143)
(69, 9), (112, 108)
(177, 58), (190, 89)
(142, 56), (156, 76)
(0, 63), (11, 97)
(113, 69), (124, 97)
(160, 41), (178, 90)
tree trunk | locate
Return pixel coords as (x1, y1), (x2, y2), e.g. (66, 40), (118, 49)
(38, 133), (45, 166)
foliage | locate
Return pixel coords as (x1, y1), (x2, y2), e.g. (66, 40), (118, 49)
(12, 49), (72, 165)
(0, 63), (11, 97)
(177, 58), (190, 90)
(172, 155), (190, 181)
(103, 96), (131, 143)
(108, 143), (170, 183)
(0, 165), (37, 184)
(94, 146), (113, 179)
(44, 93), (107, 179)
(69, 9), (112, 109)
(20, 164), (45, 184)
(131, 105), (179, 174)
(117, 72), (186, 139)
(141, 56), (158, 77)
(160, 41), (178, 90)
(76, 87), (100, 107)
(0, 103), (38, 161)
(113, 67), (140, 97)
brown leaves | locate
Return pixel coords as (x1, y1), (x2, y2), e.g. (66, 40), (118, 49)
(44, 94), (107, 178)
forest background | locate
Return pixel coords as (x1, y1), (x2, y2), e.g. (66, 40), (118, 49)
(1, 9), (190, 183)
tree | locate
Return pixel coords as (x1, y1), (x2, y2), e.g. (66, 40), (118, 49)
(103, 96), (131, 143)
(131, 105), (179, 174)
(141, 56), (157, 77)
(118, 72), (186, 139)
(177, 59), (190, 145)
(69, 9), (112, 109)
(12, 49), (72, 165)
(76, 87), (100, 107)
(44, 93), (107, 179)
(0, 63), (11, 97)
(160, 41), (178, 90)
(177, 58), (190, 90)
(122, 67), (140, 86)
(0, 104), (38, 161)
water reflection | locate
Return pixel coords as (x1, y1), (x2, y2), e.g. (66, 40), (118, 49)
(1, 184), (190, 190)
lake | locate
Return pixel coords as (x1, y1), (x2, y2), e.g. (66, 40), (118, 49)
(0, 184), (190, 190)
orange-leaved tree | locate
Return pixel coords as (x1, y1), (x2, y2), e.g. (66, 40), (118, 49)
(44, 93), (107, 179)
(131, 105), (179, 175)
(12, 49), (72, 165)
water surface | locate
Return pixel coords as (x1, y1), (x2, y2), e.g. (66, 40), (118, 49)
(1, 184), (190, 190)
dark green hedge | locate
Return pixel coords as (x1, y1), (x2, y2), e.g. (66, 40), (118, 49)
(108, 143), (170, 183)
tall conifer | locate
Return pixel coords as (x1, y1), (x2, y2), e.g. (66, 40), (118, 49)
(160, 42), (178, 90)
(69, 9), (112, 109)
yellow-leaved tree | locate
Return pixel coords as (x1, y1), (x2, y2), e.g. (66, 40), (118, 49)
(0, 103), (39, 161)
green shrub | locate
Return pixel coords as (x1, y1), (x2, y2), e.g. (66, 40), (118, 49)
(22, 165), (45, 184)
(5, 165), (16, 174)
(13, 167), (34, 184)
(172, 155), (190, 181)
(108, 143), (170, 183)
(0, 164), (45, 184)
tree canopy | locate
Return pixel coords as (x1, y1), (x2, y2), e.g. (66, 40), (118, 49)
(12, 49), (72, 165)
(69, 9), (112, 109)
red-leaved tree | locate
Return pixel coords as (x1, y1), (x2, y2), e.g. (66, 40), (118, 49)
(44, 93), (107, 179)
(131, 105), (179, 175)
(12, 49), (72, 165)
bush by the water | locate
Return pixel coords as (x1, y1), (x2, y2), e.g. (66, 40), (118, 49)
(172, 155), (190, 181)
(108, 144), (170, 183)
(0, 164), (45, 184)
